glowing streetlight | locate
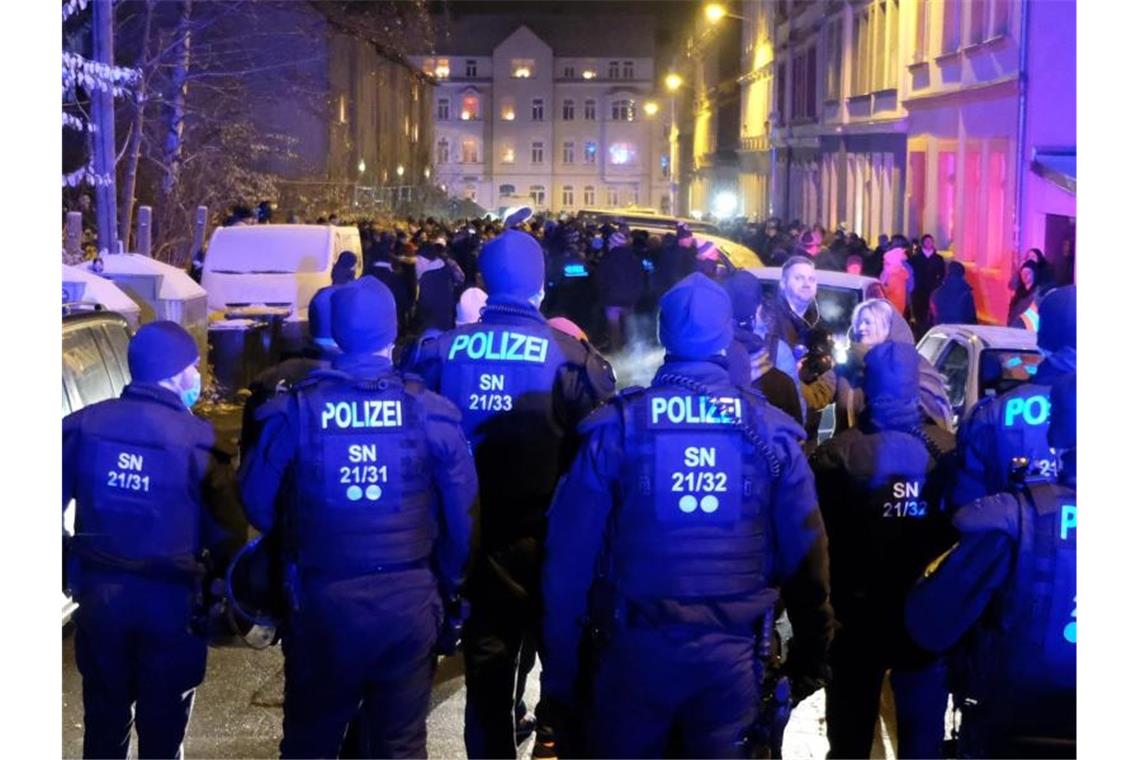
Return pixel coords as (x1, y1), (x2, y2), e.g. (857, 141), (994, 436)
(357, 158), (366, 174)
(704, 3), (727, 23)
(424, 167), (431, 179)
(644, 101), (660, 116)
(396, 164), (405, 178)
(665, 73), (684, 92)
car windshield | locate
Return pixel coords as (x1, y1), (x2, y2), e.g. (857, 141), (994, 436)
(757, 281), (864, 336)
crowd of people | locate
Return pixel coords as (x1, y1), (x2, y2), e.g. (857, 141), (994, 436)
(62, 206), (1078, 760)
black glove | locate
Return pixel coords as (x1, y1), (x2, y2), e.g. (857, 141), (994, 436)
(435, 595), (469, 656)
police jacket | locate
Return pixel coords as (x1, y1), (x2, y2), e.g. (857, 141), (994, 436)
(62, 383), (245, 587)
(238, 353), (477, 596)
(905, 466), (1076, 739)
(410, 296), (616, 555)
(810, 404), (956, 661)
(953, 347), (1076, 505)
(541, 358), (834, 704)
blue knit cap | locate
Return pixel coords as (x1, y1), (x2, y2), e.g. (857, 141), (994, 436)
(658, 273), (734, 359)
(478, 230), (545, 300)
(330, 277), (397, 354)
(864, 341), (920, 403)
(128, 321), (199, 383)
(307, 285), (336, 341)
(1037, 285), (1076, 353)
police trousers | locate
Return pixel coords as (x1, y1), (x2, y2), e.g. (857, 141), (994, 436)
(825, 620), (948, 759)
(586, 626), (758, 758)
(74, 575), (207, 760)
(280, 570), (441, 759)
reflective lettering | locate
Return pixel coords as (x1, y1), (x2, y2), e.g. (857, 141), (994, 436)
(1004, 395), (1051, 427)
(447, 330), (549, 363)
(117, 452), (144, 471)
(683, 447), (716, 467)
(1060, 504), (1077, 541)
(320, 400), (403, 429)
(892, 481), (921, 498)
(649, 395), (742, 425)
(479, 373), (505, 391)
(348, 444), (377, 463)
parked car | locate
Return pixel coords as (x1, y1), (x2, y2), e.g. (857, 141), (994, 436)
(61, 310), (135, 623)
(916, 324), (1042, 425)
(576, 208), (719, 235)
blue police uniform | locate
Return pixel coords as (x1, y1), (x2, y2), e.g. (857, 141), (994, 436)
(62, 322), (245, 759)
(409, 230), (615, 758)
(810, 342), (957, 759)
(906, 374), (1077, 757)
(239, 279), (478, 759)
(953, 286), (1076, 504)
(542, 274), (834, 757)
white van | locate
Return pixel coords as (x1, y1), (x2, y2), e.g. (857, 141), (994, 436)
(201, 224), (362, 326)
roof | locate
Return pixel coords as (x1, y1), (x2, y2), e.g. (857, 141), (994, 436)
(924, 324), (1040, 351)
(429, 14), (655, 57)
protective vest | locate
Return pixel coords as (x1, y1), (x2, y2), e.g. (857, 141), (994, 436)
(991, 382), (1057, 487)
(966, 482), (1077, 738)
(285, 371), (436, 574)
(73, 411), (201, 572)
(436, 316), (571, 537)
(607, 383), (780, 600)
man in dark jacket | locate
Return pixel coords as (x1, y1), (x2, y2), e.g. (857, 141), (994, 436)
(63, 322), (246, 759)
(654, 222), (698, 293)
(409, 230), (616, 758)
(413, 242), (463, 334)
(239, 278), (478, 758)
(908, 235), (947, 335)
(906, 373), (1076, 758)
(954, 286), (1076, 504)
(930, 260), (978, 325)
(811, 341), (957, 759)
(366, 246), (414, 337)
(542, 273), (834, 757)
(594, 231), (643, 352)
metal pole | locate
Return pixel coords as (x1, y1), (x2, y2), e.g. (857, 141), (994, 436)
(136, 206), (152, 257)
(92, 0), (118, 255)
(188, 205), (208, 262)
(65, 212), (84, 260)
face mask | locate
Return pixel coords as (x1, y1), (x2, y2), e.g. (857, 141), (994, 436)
(181, 374), (201, 409)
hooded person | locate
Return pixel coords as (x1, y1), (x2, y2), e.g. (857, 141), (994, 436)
(238, 277), (478, 758)
(836, 298), (955, 434)
(954, 285), (1077, 504)
(541, 271), (834, 757)
(723, 269), (805, 425)
(406, 228), (616, 759)
(63, 321), (246, 759)
(810, 341), (956, 759)
(929, 260), (978, 325)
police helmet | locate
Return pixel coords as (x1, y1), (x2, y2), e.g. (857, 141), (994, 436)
(225, 536), (284, 649)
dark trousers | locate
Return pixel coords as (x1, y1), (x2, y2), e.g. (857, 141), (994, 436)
(586, 627), (758, 758)
(280, 573), (440, 759)
(825, 623), (948, 759)
(462, 588), (538, 758)
(74, 578), (207, 759)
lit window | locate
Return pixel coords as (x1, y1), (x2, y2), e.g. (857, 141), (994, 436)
(461, 93), (479, 120)
(660, 154), (669, 179)
(608, 142), (637, 165)
(337, 94), (347, 124)
(462, 137), (479, 164)
(584, 141), (597, 165)
(501, 98), (515, 121)
(434, 58), (451, 79)
(512, 58), (535, 78)
(502, 145), (515, 164)
(584, 99), (597, 120)
(531, 98), (544, 121)
(464, 184), (477, 200)
(611, 99), (635, 121)
(531, 141), (544, 164)
(563, 141), (575, 164)
(582, 69), (597, 80)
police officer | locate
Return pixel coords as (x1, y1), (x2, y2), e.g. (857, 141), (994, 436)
(239, 277), (478, 758)
(810, 341), (957, 759)
(409, 228), (615, 758)
(542, 273), (834, 757)
(62, 321), (245, 759)
(906, 373), (1077, 758)
(954, 285), (1076, 504)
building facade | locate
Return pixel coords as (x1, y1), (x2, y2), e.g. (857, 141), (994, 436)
(726, 0), (1074, 322)
(414, 20), (661, 214)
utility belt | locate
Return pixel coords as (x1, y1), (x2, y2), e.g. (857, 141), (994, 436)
(67, 536), (206, 589)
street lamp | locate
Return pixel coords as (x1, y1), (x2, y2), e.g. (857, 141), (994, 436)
(424, 167), (431, 179)
(704, 3), (727, 22)
(665, 73), (684, 92)
(357, 158), (366, 174)
(396, 164), (405, 178)
(644, 101), (660, 116)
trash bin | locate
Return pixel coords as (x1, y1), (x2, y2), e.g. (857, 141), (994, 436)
(224, 306), (295, 362)
(208, 319), (272, 398)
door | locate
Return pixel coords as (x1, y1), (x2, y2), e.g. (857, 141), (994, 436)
(1044, 213), (1076, 286)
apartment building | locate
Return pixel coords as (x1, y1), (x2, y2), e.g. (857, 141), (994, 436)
(414, 17), (663, 215)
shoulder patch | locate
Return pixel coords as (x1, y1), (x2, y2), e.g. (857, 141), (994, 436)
(952, 492), (1021, 540)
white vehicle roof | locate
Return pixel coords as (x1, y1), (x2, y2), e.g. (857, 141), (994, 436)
(746, 265), (879, 295)
(923, 324), (1040, 351)
(204, 224), (344, 274)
